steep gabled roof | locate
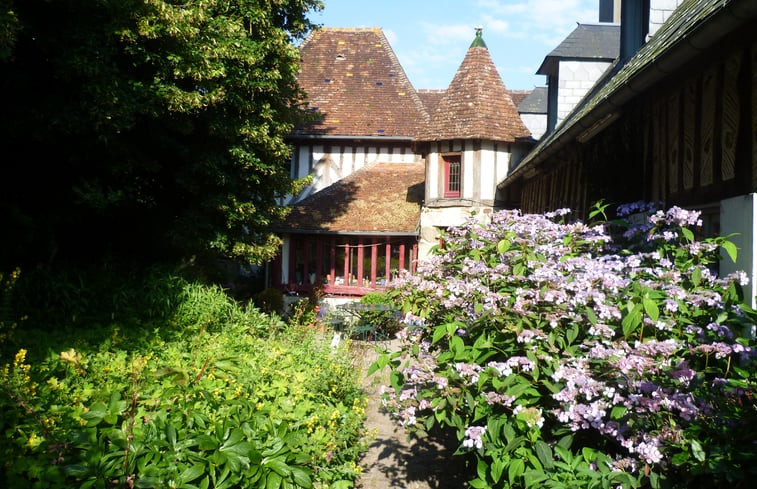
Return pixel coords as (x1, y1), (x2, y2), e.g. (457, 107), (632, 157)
(417, 30), (531, 143)
(278, 162), (424, 234)
(537, 23), (620, 75)
(294, 27), (428, 138)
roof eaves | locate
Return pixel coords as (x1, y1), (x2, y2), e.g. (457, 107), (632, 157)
(501, 0), (757, 188)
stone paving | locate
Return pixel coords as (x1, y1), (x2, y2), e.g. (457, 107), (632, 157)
(353, 341), (470, 489)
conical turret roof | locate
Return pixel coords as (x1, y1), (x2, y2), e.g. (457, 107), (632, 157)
(417, 29), (531, 142)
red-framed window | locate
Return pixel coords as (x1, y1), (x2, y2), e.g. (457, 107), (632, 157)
(443, 154), (461, 198)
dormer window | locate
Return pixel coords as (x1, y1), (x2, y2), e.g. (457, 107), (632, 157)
(443, 154), (461, 198)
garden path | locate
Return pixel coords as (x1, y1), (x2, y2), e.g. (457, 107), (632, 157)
(354, 340), (469, 489)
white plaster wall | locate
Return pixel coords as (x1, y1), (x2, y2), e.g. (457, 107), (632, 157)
(480, 143), (496, 201)
(427, 151), (439, 201)
(463, 147), (474, 200)
(649, 0), (685, 38)
(418, 206), (493, 260)
(521, 113), (547, 140)
(290, 144), (417, 203)
(720, 194), (757, 310)
(557, 60), (612, 127)
(495, 147), (511, 183)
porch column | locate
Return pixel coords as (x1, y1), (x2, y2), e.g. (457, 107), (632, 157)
(370, 237), (378, 288)
(399, 242), (406, 271)
(343, 241), (350, 286)
(385, 240), (391, 284)
(330, 237), (336, 285)
(357, 237), (364, 286)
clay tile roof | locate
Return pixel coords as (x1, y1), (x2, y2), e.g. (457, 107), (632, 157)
(507, 89), (532, 108)
(417, 33), (531, 142)
(417, 89), (446, 115)
(294, 27), (428, 138)
(280, 162), (424, 234)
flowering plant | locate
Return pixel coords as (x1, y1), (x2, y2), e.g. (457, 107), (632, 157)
(373, 203), (757, 488)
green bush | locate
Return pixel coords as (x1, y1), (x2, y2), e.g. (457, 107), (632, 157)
(255, 287), (284, 316)
(358, 291), (401, 338)
(1, 271), (367, 488)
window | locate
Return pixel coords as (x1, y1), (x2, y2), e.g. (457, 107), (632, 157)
(443, 154), (461, 198)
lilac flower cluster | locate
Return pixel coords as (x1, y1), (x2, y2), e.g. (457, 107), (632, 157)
(382, 203), (756, 478)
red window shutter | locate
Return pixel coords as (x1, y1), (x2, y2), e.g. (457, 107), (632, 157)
(443, 155), (461, 198)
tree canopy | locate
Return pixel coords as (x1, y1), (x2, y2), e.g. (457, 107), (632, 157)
(0, 0), (322, 267)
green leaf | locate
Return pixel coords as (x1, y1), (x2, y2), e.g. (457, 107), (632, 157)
(681, 227), (694, 242)
(610, 406), (627, 420)
(721, 240), (738, 263)
(692, 267), (702, 287)
(330, 481), (353, 489)
(432, 325), (447, 344)
(497, 238), (511, 254)
(691, 440), (706, 462)
(180, 464), (206, 484)
(469, 478), (488, 489)
(535, 440), (554, 469)
(266, 471), (283, 489)
(290, 467), (312, 488)
(266, 459), (292, 477)
(508, 458), (525, 485)
(643, 297), (659, 322)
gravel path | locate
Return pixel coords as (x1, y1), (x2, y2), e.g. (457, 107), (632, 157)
(353, 341), (470, 489)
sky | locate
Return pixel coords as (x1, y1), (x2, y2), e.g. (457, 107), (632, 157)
(311, 0), (602, 91)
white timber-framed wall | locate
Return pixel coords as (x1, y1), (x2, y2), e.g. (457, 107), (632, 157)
(287, 138), (419, 204)
(419, 138), (514, 258)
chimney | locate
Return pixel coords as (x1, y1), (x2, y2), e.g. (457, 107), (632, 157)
(620, 0), (649, 61)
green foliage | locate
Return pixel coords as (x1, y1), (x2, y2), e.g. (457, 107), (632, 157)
(357, 292), (401, 338)
(1, 270), (367, 487)
(255, 288), (285, 316)
(377, 205), (757, 488)
(0, 0), (323, 266)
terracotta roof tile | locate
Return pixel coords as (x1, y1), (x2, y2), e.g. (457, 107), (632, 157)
(508, 89), (532, 108)
(294, 27), (428, 137)
(280, 162), (424, 234)
(417, 89), (446, 115)
(418, 39), (532, 142)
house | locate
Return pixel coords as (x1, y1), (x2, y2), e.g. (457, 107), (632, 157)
(270, 27), (533, 296)
(270, 28), (427, 296)
(498, 0), (757, 305)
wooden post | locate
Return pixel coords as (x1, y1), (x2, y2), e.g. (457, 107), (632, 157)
(370, 237), (378, 288)
(399, 242), (406, 271)
(412, 243), (418, 273)
(330, 237), (336, 285)
(357, 237), (364, 286)
(385, 240), (391, 284)
(343, 241), (350, 286)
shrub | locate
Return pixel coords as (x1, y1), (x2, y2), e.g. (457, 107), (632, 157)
(1, 275), (367, 488)
(373, 203), (756, 488)
(358, 291), (401, 337)
(255, 287), (285, 315)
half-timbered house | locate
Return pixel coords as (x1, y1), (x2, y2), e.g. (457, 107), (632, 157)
(270, 27), (534, 296)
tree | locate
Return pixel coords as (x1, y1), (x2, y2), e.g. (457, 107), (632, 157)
(0, 0), (322, 267)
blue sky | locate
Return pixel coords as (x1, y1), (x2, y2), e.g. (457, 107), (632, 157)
(311, 0), (602, 90)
